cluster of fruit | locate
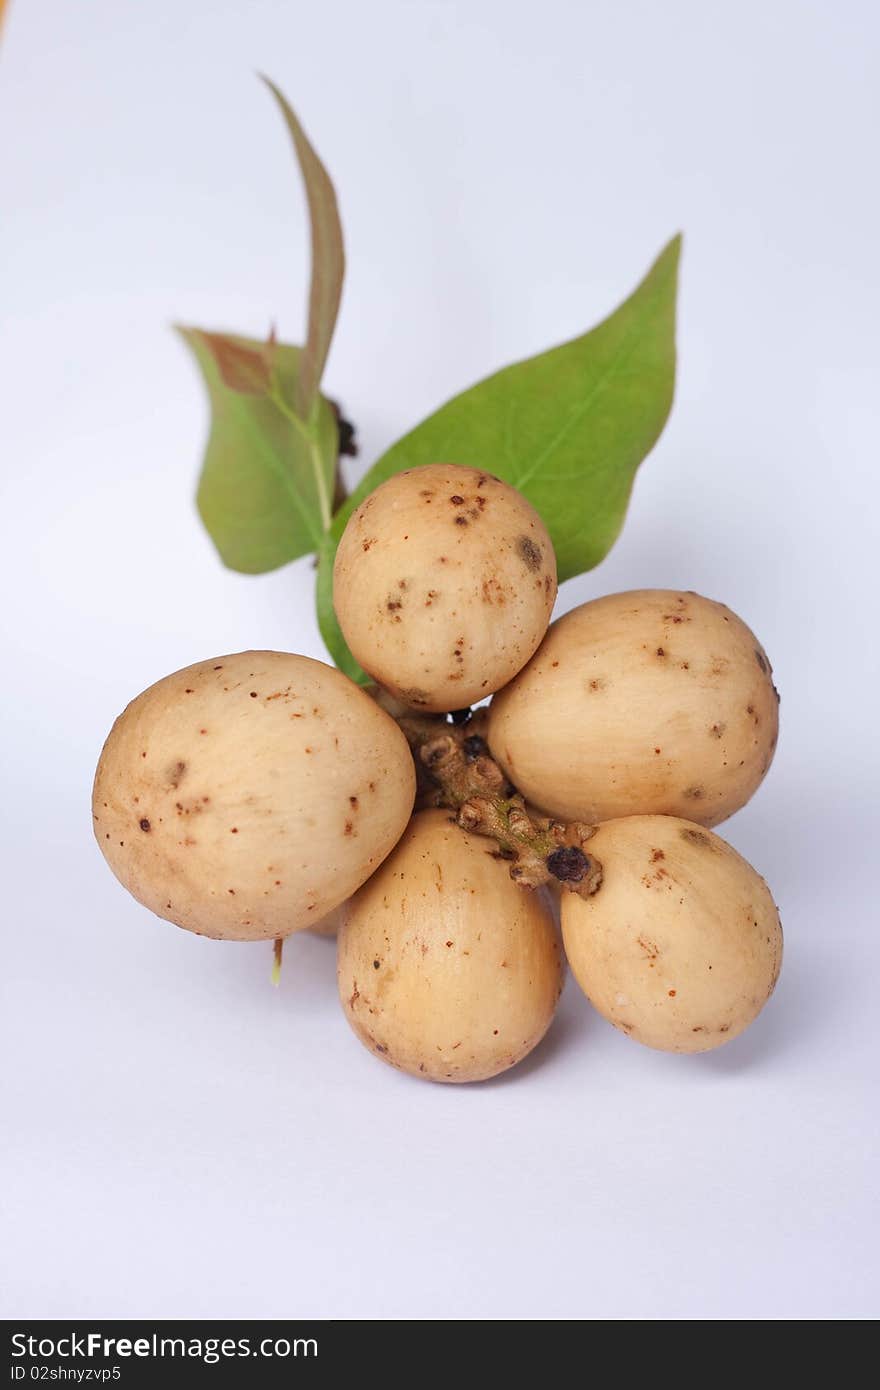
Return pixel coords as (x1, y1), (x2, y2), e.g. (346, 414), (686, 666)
(93, 464), (782, 1083)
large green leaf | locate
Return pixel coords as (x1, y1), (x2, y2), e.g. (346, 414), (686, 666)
(260, 77), (345, 423)
(178, 329), (338, 574)
(326, 234), (680, 584)
(315, 235), (679, 676)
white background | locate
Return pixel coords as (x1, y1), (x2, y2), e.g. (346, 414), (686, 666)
(1, 0), (878, 1320)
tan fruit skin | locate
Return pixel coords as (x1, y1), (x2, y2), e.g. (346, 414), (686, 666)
(561, 816), (782, 1053)
(333, 464), (557, 712)
(337, 809), (565, 1082)
(489, 589), (779, 827)
(308, 905), (343, 937)
(92, 652), (416, 942)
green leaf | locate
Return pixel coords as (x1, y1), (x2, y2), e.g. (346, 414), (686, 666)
(260, 76), (345, 422)
(316, 535), (368, 683)
(326, 234), (680, 584)
(178, 328), (338, 574)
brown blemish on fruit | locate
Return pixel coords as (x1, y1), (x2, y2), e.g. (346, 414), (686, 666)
(400, 687), (431, 706)
(651, 849), (665, 862)
(349, 795), (359, 811)
(692, 1025), (707, 1033)
(588, 678), (605, 692)
(656, 647), (666, 657)
(184, 687), (194, 694)
(249, 691), (258, 698)
(516, 535), (542, 571)
(668, 989), (676, 997)
(139, 818), (151, 832)
(450, 494), (465, 505)
(710, 722), (726, 738)
(681, 827), (712, 848)
(348, 981), (360, 1009)
(654, 747), (662, 755)
(454, 515), (468, 526)
(684, 786), (704, 800)
(227, 888), (235, 895)
(680, 661), (690, 670)
(165, 759), (187, 789)
(230, 827), (238, 834)
(720, 1024), (730, 1033)
(213, 664), (223, 670)
(344, 820), (354, 836)
(425, 589), (440, 606)
(362, 538), (374, 551)
(754, 649), (768, 674)
(637, 935), (659, 959)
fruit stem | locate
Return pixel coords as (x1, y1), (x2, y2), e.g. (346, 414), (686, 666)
(271, 936), (284, 986)
(391, 707), (603, 899)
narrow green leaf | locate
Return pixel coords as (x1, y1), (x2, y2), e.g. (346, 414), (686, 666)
(316, 535), (368, 683)
(260, 76), (345, 422)
(178, 328), (338, 574)
(327, 235), (680, 584)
